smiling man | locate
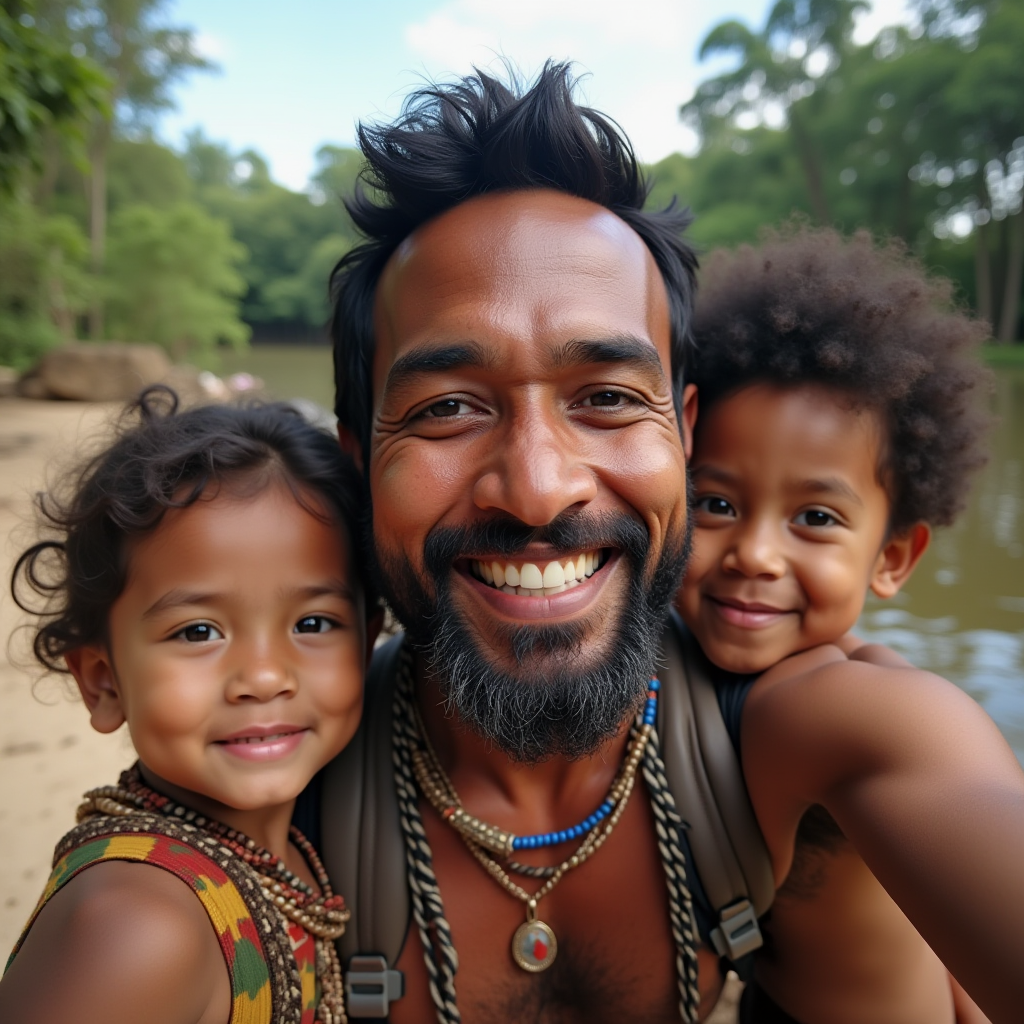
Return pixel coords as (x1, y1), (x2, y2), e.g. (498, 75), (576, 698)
(315, 64), (1024, 1024)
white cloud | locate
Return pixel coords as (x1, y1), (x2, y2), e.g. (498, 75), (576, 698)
(401, 0), (736, 163)
(852, 0), (914, 45)
(192, 31), (227, 62)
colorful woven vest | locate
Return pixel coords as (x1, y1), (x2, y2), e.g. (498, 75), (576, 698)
(6, 814), (318, 1024)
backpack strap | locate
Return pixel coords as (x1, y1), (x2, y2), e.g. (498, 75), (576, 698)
(321, 633), (408, 1017)
(658, 612), (775, 961)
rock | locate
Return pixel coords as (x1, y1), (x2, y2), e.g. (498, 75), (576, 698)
(16, 368), (52, 400)
(38, 343), (171, 402)
(0, 367), (17, 399)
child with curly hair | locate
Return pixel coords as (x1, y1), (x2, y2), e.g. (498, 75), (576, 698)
(678, 227), (998, 1023)
(0, 389), (380, 1024)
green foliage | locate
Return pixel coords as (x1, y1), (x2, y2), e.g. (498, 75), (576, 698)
(0, 197), (92, 367)
(0, 1), (110, 193)
(107, 137), (191, 210)
(103, 202), (250, 359)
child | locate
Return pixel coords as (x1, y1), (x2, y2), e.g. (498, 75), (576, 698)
(678, 228), (993, 1024)
(0, 387), (380, 1024)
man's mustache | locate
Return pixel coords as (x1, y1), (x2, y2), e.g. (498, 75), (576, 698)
(422, 510), (651, 575)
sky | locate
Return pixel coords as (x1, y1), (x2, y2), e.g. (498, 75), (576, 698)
(161, 0), (912, 192)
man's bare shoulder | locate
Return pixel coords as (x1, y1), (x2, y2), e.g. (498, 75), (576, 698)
(0, 860), (229, 1024)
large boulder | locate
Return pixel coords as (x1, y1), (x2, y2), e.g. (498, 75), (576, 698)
(37, 343), (171, 401)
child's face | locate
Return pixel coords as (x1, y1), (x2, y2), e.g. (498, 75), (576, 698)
(678, 384), (919, 674)
(75, 479), (366, 816)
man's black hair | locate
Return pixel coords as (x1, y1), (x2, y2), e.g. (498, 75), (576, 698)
(330, 61), (697, 459)
(13, 386), (375, 673)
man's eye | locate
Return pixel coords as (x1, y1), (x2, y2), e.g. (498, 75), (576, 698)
(795, 509), (837, 528)
(294, 616), (337, 634)
(582, 391), (627, 407)
(175, 623), (223, 643)
(696, 496), (736, 517)
(422, 399), (469, 418)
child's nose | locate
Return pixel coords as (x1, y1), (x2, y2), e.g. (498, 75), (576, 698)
(224, 636), (298, 702)
(725, 521), (786, 578)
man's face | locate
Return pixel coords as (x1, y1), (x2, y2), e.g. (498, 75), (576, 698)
(369, 189), (692, 759)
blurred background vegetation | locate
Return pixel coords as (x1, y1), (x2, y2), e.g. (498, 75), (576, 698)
(1, 0), (1021, 371)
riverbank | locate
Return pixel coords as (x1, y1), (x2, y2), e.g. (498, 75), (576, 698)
(0, 400), (137, 955)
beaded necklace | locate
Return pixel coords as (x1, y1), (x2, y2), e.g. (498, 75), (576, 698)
(78, 766), (349, 1024)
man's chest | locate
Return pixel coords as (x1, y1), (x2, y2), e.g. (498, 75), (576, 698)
(390, 784), (723, 1023)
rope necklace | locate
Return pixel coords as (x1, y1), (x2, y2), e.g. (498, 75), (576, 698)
(78, 767), (349, 1024)
(391, 644), (703, 1023)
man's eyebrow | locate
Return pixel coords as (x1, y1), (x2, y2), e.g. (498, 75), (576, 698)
(552, 336), (667, 383)
(383, 342), (492, 397)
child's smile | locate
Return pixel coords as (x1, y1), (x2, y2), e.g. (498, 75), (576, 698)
(679, 383), (921, 674)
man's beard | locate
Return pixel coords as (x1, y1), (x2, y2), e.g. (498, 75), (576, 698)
(374, 505), (692, 764)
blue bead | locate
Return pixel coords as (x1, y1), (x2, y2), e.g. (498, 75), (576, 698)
(649, 678), (660, 690)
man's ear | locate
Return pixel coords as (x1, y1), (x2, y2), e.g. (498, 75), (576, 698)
(337, 424), (364, 475)
(869, 522), (931, 599)
(680, 383), (698, 461)
(364, 605), (386, 669)
(64, 647), (126, 734)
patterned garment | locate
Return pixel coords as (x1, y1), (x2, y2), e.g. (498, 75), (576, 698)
(6, 818), (318, 1024)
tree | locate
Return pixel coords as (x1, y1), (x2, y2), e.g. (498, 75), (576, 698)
(103, 202), (249, 361)
(0, 1), (109, 194)
(682, 0), (868, 224)
(40, 0), (213, 338)
(0, 197), (92, 367)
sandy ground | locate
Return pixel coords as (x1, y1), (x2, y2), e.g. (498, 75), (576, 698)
(0, 396), (742, 1020)
(0, 399), (137, 955)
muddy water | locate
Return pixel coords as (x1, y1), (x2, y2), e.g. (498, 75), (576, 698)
(230, 347), (1024, 761)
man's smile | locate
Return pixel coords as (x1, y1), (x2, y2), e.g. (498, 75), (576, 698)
(466, 548), (609, 595)
(454, 550), (621, 621)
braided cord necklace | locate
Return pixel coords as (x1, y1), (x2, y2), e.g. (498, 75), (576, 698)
(391, 645), (702, 1024)
(78, 767), (349, 1024)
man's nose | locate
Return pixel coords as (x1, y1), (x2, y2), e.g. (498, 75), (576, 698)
(224, 634), (298, 703)
(723, 519), (786, 579)
(471, 411), (597, 526)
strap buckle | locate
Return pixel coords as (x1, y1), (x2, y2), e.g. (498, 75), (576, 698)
(345, 955), (405, 1018)
(709, 898), (763, 961)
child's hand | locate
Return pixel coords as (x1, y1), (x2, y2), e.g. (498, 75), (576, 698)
(834, 632), (915, 669)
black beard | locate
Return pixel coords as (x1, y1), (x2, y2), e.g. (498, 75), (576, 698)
(373, 506), (691, 764)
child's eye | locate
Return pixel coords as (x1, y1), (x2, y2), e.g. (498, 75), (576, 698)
(175, 623), (223, 643)
(696, 496), (736, 517)
(294, 615), (338, 634)
(794, 509), (838, 528)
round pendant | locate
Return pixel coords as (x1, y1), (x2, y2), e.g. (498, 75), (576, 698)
(511, 918), (557, 972)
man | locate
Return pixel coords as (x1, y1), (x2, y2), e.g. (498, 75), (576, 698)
(319, 64), (1024, 1023)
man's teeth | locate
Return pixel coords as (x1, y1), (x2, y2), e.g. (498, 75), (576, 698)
(471, 552), (604, 595)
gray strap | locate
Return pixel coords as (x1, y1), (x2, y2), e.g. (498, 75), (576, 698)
(322, 634), (409, 966)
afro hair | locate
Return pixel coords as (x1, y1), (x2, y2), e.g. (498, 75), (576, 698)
(689, 224), (992, 533)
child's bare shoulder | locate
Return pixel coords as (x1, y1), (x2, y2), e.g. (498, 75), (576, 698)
(1, 861), (228, 1024)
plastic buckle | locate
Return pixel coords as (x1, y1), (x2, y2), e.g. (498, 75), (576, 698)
(345, 955), (405, 1018)
(709, 899), (763, 961)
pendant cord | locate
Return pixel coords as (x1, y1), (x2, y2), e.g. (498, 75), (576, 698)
(393, 649), (462, 1024)
(392, 644), (701, 1023)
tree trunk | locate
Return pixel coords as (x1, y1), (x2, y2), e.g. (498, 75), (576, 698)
(87, 120), (110, 340)
(997, 210), (1024, 344)
(789, 108), (830, 224)
(34, 128), (60, 209)
(975, 218), (993, 327)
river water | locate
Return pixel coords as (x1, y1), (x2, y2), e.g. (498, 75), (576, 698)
(225, 346), (1024, 762)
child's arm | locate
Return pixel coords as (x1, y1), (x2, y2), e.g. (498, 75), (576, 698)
(0, 861), (229, 1024)
(742, 648), (1024, 1024)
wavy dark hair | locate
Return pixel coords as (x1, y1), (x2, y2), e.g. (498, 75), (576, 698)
(330, 60), (698, 460)
(13, 387), (374, 673)
(690, 225), (992, 533)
